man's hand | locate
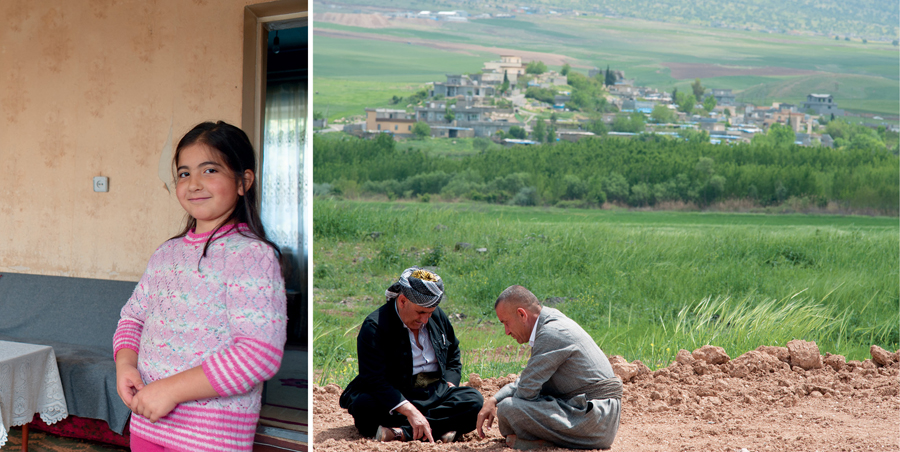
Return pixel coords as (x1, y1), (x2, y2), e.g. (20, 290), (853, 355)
(130, 379), (178, 423)
(114, 349), (144, 409)
(396, 403), (434, 442)
(476, 396), (498, 438)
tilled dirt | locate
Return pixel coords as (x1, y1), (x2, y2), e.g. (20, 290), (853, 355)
(313, 343), (899, 451)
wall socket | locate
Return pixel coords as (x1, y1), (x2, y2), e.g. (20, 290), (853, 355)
(93, 176), (109, 192)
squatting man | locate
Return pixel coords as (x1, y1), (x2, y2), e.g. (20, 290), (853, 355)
(476, 285), (623, 450)
(339, 267), (483, 443)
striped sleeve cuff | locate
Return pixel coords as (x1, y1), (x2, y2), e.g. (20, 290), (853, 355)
(202, 337), (284, 397)
(113, 319), (144, 359)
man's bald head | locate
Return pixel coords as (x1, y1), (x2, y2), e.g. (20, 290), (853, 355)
(494, 285), (541, 314)
(494, 285), (542, 344)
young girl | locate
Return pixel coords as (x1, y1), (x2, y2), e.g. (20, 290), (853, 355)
(114, 121), (287, 452)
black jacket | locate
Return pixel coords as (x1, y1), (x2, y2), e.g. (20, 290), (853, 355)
(340, 301), (462, 413)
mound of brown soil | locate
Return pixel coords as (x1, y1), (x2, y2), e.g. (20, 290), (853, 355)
(313, 343), (899, 451)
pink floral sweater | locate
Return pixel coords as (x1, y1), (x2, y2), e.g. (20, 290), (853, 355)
(113, 224), (287, 452)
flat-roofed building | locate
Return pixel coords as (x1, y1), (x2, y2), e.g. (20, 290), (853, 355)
(365, 108), (416, 135)
(801, 94), (844, 117)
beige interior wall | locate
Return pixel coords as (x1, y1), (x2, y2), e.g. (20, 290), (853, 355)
(0, 0), (274, 281)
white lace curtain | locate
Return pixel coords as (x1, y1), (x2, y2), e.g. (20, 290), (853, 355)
(262, 82), (307, 292)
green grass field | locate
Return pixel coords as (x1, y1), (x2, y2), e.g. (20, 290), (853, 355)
(313, 13), (900, 119)
(313, 199), (899, 386)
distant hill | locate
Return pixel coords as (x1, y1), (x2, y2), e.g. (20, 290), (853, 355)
(321, 0), (899, 41)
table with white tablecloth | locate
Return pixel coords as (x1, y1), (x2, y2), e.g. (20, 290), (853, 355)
(0, 340), (68, 448)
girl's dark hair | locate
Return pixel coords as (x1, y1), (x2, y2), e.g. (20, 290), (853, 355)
(170, 121), (282, 268)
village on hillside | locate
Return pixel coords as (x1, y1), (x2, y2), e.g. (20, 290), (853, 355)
(316, 53), (891, 148)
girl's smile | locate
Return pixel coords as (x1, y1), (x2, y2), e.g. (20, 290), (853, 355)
(175, 143), (253, 234)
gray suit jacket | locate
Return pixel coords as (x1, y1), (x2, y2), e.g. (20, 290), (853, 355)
(495, 306), (617, 402)
(493, 307), (621, 449)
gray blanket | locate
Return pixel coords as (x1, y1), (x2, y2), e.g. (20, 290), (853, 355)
(0, 272), (136, 434)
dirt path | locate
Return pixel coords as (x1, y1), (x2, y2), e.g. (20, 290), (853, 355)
(313, 344), (899, 451)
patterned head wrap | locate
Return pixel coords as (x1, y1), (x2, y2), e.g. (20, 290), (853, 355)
(385, 266), (444, 308)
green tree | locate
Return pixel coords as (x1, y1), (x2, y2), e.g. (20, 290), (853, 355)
(768, 123), (796, 147)
(532, 120), (547, 142)
(724, 108), (732, 118)
(500, 71), (510, 94)
(587, 119), (608, 136)
(702, 95), (717, 114)
(612, 112), (646, 133)
(444, 106), (455, 123)
(525, 87), (556, 104)
(508, 125), (527, 139)
(313, 111), (324, 120)
(751, 131), (774, 147)
(676, 92), (696, 114)
(526, 60), (548, 74)
(650, 104), (676, 123)
(691, 78), (705, 99)
(604, 65), (616, 86)
(412, 121), (431, 139)
(561, 63), (571, 76)
(602, 173), (629, 203)
(473, 137), (492, 152)
(562, 174), (588, 200)
(546, 127), (556, 143)
(681, 129), (710, 144)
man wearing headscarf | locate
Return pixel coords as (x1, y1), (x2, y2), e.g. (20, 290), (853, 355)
(339, 267), (484, 443)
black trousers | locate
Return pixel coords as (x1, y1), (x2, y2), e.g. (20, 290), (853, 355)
(345, 382), (484, 440)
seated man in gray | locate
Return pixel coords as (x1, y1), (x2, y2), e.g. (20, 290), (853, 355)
(476, 285), (622, 450)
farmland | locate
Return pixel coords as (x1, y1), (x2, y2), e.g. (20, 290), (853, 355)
(314, 11), (900, 120)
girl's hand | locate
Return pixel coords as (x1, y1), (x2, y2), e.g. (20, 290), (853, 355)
(130, 379), (179, 423)
(114, 349), (144, 409)
(115, 364), (144, 408)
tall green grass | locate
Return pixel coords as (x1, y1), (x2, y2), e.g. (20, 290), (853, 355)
(313, 199), (899, 386)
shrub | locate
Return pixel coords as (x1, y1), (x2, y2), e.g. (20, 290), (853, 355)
(554, 199), (591, 209)
(562, 174), (589, 200)
(313, 183), (334, 197)
(512, 187), (539, 206)
(404, 171), (452, 195)
(361, 179), (402, 197)
(508, 126), (527, 139)
(421, 245), (444, 267)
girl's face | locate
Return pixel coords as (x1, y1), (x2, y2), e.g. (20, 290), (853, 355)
(175, 143), (252, 234)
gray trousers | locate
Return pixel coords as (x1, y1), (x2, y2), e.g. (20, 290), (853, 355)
(497, 394), (621, 450)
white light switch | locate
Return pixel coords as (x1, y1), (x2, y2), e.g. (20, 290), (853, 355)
(93, 176), (109, 192)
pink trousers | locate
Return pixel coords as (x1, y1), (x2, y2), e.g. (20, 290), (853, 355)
(130, 434), (178, 452)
